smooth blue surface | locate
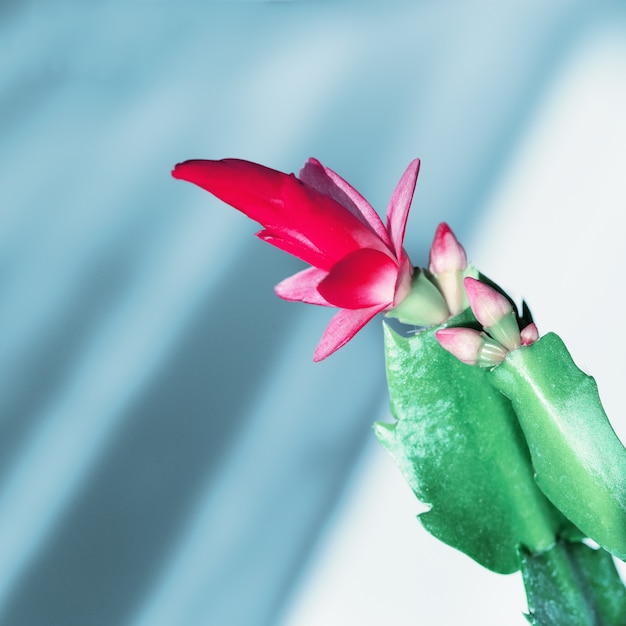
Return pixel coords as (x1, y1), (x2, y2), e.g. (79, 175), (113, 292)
(1, 2), (623, 625)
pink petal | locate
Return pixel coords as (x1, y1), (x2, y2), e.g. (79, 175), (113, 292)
(274, 267), (330, 305)
(317, 248), (398, 309)
(386, 159), (420, 259)
(172, 159), (384, 266)
(313, 304), (387, 361)
(300, 158), (393, 250)
(392, 254), (414, 306)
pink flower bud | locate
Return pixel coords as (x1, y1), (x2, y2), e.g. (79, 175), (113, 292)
(463, 277), (521, 351)
(464, 278), (512, 326)
(428, 222), (467, 274)
(435, 327), (483, 365)
(520, 322), (539, 346)
(436, 327), (508, 368)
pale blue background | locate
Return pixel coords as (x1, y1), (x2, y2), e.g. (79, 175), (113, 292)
(1, 1), (625, 625)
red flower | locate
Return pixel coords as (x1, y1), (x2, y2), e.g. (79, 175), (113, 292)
(172, 157), (419, 360)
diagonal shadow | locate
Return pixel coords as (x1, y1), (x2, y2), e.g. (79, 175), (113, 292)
(0, 242), (300, 626)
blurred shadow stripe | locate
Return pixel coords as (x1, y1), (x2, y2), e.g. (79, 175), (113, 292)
(0, 240), (301, 626)
(128, 313), (387, 626)
(0, 211), (265, 623)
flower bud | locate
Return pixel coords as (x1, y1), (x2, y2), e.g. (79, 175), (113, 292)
(428, 222), (467, 274)
(463, 277), (521, 351)
(520, 322), (539, 346)
(428, 223), (468, 315)
(436, 327), (508, 368)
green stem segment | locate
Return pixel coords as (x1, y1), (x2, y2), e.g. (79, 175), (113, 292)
(489, 333), (626, 560)
(378, 317), (571, 574)
(521, 540), (626, 626)
(379, 319), (626, 623)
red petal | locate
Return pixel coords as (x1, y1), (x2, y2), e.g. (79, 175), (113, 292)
(172, 159), (385, 267)
(299, 158), (393, 249)
(257, 229), (328, 270)
(386, 159), (420, 259)
(313, 304), (386, 361)
(317, 248), (398, 309)
(173, 159), (285, 219)
(274, 267), (330, 305)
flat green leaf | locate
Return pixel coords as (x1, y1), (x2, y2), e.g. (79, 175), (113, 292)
(521, 540), (626, 626)
(376, 316), (569, 574)
(489, 333), (626, 560)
